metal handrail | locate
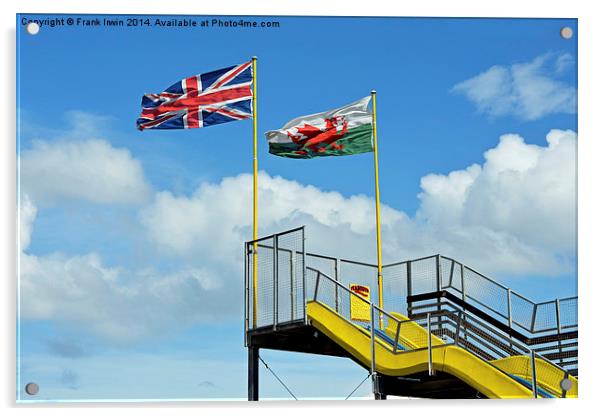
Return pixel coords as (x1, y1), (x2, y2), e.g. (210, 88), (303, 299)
(382, 260), (409, 269)
(308, 267), (409, 327)
(427, 274), (576, 335)
(246, 226), (305, 245)
(441, 255), (508, 291)
(411, 299), (547, 354)
(446, 258), (552, 305)
(307, 266), (371, 306)
(411, 298), (576, 382)
(248, 230), (575, 319)
(306, 251), (339, 262)
(391, 254), (439, 266)
(310, 268), (465, 352)
(309, 266), (568, 397)
(340, 258), (379, 268)
(512, 290), (535, 303)
(245, 227), (577, 366)
(249, 230), (577, 334)
(251, 242), (577, 336)
(427, 312), (433, 376)
(245, 226), (307, 331)
(413, 302), (572, 397)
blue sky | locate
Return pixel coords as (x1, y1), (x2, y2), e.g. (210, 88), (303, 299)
(17, 14), (577, 400)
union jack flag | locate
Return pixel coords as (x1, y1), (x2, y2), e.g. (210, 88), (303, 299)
(137, 61), (253, 130)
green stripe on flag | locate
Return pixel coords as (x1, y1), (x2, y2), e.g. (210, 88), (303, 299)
(269, 124), (373, 159)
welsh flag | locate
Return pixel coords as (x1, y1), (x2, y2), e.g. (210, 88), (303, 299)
(265, 96), (373, 159)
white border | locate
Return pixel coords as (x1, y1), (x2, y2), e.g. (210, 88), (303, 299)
(3, 1), (601, 416)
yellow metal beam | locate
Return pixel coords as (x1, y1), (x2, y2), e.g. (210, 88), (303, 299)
(371, 90), (383, 325)
(252, 56), (258, 328)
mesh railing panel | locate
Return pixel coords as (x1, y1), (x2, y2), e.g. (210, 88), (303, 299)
(559, 298), (577, 329)
(451, 262), (464, 293)
(311, 270), (459, 355)
(408, 256), (437, 294)
(276, 246), (291, 324)
(246, 228), (305, 329)
(411, 299), (577, 396)
(339, 260), (378, 304)
(255, 240), (275, 328)
(306, 255), (337, 281)
(510, 292), (536, 332)
(413, 257), (577, 338)
(295, 251), (305, 321)
(532, 301), (557, 333)
(382, 263), (407, 315)
(393, 312), (459, 351)
(305, 255), (339, 312)
(439, 257), (456, 290)
(276, 231), (304, 323)
(463, 267), (508, 319)
(311, 269), (371, 329)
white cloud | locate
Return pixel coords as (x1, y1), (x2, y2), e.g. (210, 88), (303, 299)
(20, 138), (151, 206)
(452, 53), (576, 120)
(142, 129), (577, 277)
(19, 193), (37, 251)
(463, 129), (577, 251)
(140, 173), (405, 263)
(20, 247), (222, 343)
(19, 195), (223, 344)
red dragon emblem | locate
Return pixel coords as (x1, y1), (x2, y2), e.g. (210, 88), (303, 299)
(286, 116), (349, 156)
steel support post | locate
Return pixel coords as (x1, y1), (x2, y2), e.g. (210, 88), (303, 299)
(435, 255), (442, 335)
(273, 235), (279, 329)
(370, 304), (377, 396)
(406, 262), (412, 317)
(460, 263), (467, 342)
(530, 350), (538, 398)
(427, 312), (433, 376)
(248, 347), (259, 401)
(302, 228), (307, 324)
(435, 255), (442, 292)
(460, 263), (466, 302)
(507, 289), (513, 348)
(555, 299), (564, 364)
(530, 304), (538, 332)
(373, 373), (387, 400)
(290, 251), (295, 321)
(335, 258), (340, 313)
(393, 321), (401, 353)
(244, 243), (249, 346)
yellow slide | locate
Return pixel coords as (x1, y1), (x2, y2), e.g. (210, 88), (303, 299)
(307, 301), (578, 398)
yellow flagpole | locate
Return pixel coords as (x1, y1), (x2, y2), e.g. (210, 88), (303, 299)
(252, 57), (258, 328)
(371, 90), (383, 329)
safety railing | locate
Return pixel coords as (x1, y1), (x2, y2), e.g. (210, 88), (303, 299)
(309, 268), (574, 398)
(308, 267), (455, 380)
(305, 252), (578, 337)
(245, 228), (577, 375)
(244, 227), (306, 334)
(410, 297), (577, 374)
(245, 228), (379, 332)
(437, 255), (577, 334)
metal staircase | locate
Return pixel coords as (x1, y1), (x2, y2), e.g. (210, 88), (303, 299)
(244, 227), (578, 399)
